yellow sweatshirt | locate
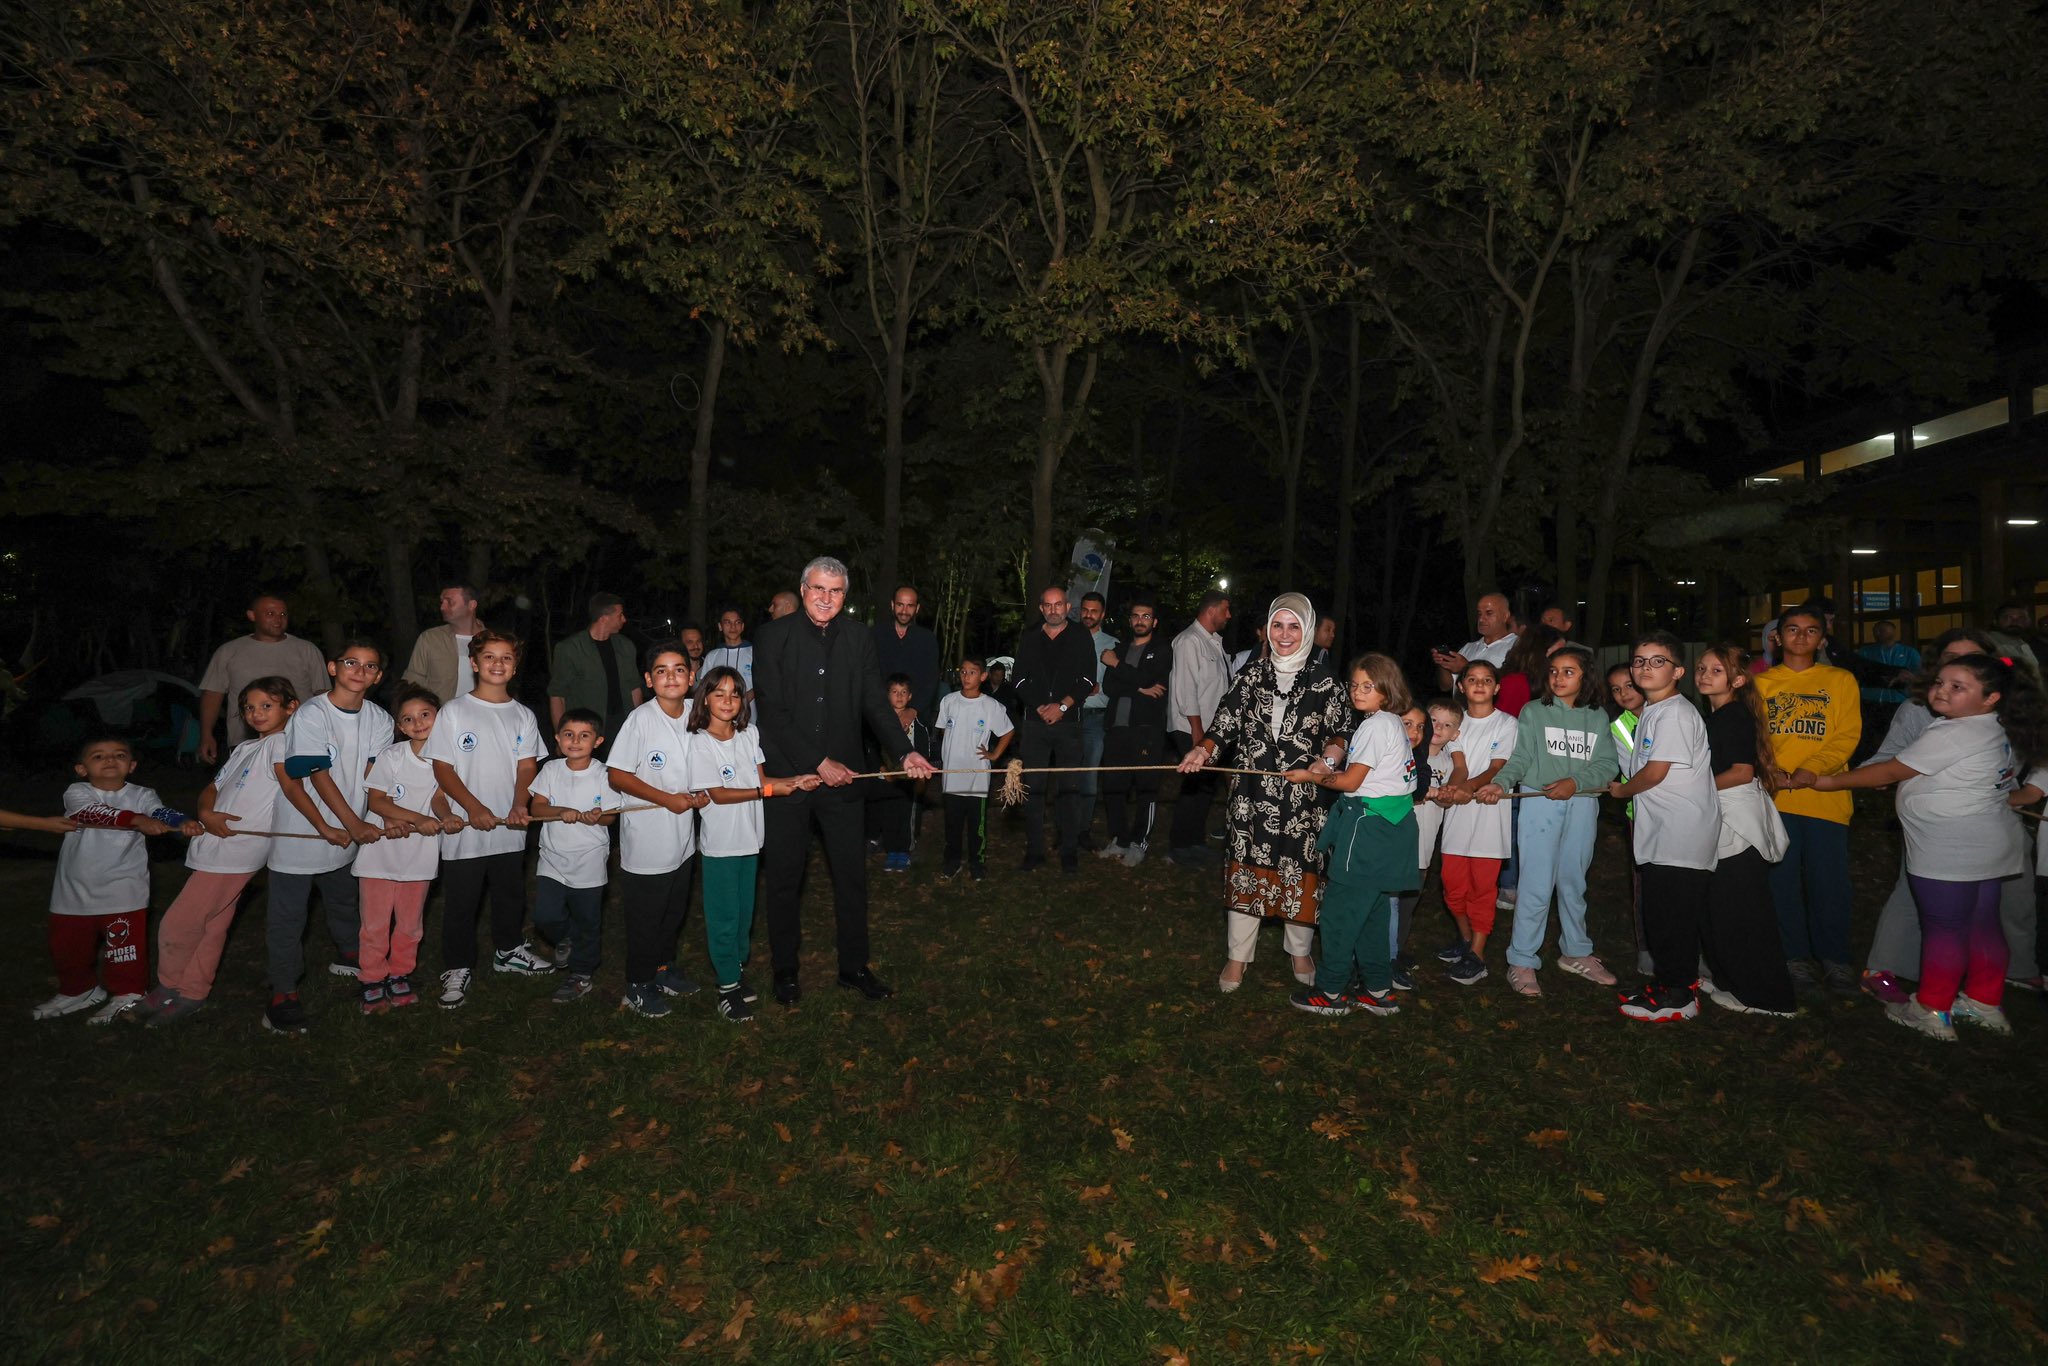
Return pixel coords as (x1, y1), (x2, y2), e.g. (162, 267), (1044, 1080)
(1753, 662), (1862, 824)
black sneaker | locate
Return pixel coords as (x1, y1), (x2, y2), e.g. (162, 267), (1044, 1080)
(1447, 953), (1488, 986)
(1619, 982), (1698, 1022)
(653, 964), (700, 998)
(1290, 987), (1352, 1017)
(717, 985), (754, 1023)
(1786, 959), (1819, 991)
(1435, 941), (1467, 964)
(1349, 987), (1401, 1016)
(773, 971), (802, 1006)
(736, 976), (759, 1005)
(263, 993), (309, 1035)
(1389, 967), (1416, 992)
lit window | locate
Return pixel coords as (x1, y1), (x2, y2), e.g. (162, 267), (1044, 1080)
(1817, 435), (1894, 475)
(1912, 399), (2008, 449)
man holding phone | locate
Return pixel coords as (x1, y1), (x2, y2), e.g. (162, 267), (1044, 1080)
(1432, 592), (1518, 689)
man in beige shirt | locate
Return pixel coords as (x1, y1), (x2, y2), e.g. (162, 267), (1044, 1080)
(401, 583), (484, 706)
(195, 594), (330, 762)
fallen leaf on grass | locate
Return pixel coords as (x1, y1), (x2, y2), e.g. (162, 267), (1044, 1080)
(568, 1153), (591, 1174)
(1862, 1268), (1916, 1301)
(1079, 1183), (1114, 1203)
(1474, 1254), (1542, 1285)
(1679, 1169), (1740, 1188)
(1112, 1127), (1135, 1152)
(205, 1236), (234, 1257)
(1584, 1331), (1625, 1357)
(1576, 1186), (1606, 1204)
(1258, 1229), (1279, 1251)
(1784, 1197), (1832, 1231)
(1145, 1273), (1195, 1319)
(619, 1249), (638, 1269)
(218, 1156), (254, 1184)
(775, 1122), (793, 1144)
(1524, 1129), (1569, 1149)
(722, 1297), (755, 1341)
(897, 1293), (936, 1323)
(1310, 1114), (1356, 1141)
(26, 1214), (60, 1230)
(1156, 1348), (1190, 1366)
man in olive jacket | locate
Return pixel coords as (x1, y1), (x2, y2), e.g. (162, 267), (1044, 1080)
(755, 556), (936, 1006)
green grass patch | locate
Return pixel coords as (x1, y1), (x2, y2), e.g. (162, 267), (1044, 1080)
(2, 807), (2045, 1362)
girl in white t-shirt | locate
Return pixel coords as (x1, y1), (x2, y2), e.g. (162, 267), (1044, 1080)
(687, 666), (820, 1022)
(1286, 654), (1420, 1017)
(1796, 654), (2043, 1041)
(355, 685), (454, 1013)
(421, 630), (547, 1007)
(142, 677), (299, 1024)
(1436, 660), (1517, 982)
(606, 643), (712, 1017)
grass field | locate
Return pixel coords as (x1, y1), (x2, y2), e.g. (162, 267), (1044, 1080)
(2, 774), (2045, 1363)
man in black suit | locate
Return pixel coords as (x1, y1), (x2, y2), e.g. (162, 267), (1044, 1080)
(1011, 584), (1102, 876)
(755, 555), (937, 1005)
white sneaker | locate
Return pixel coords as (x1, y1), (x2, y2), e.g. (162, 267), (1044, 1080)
(438, 968), (472, 1010)
(1505, 965), (1541, 997)
(1950, 992), (2013, 1036)
(1701, 982), (1798, 1018)
(1095, 842), (1127, 860)
(1886, 993), (1957, 1042)
(1495, 889), (1518, 912)
(1121, 842), (1147, 868)
(492, 944), (555, 975)
(85, 993), (143, 1026)
(1556, 954), (1617, 987)
(32, 986), (107, 1020)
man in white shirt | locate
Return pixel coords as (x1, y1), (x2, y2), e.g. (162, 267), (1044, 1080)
(1431, 591), (1519, 688)
(1166, 590), (1233, 866)
(401, 582), (484, 709)
(195, 594), (331, 763)
(1074, 592), (1118, 844)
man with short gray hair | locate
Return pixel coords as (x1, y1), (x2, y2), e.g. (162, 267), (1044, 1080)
(755, 557), (937, 1006)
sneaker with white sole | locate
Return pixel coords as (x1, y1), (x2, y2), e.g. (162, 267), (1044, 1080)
(717, 984), (754, 1022)
(1618, 983), (1697, 1022)
(145, 993), (205, 1027)
(328, 955), (361, 979)
(438, 968), (473, 1009)
(385, 975), (418, 1009)
(1505, 965), (1541, 997)
(1347, 987), (1401, 1016)
(552, 972), (594, 1005)
(262, 993), (310, 1035)
(493, 944), (555, 975)
(1950, 992), (2013, 1036)
(1495, 888), (1518, 912)
(1095, 841), (1127, 860)
(1289, 987), (1352, 1017)
(1886, 993), (1956, 1042)
(1700, 982), (1797, 1018)
(1447, 953), (1488, 986)
(1556, 954), (1617, 987)
(31, 986), (107, 1021)
(652, 964), (699, 998)
(86, 992), (143, 1025)
(621, 982), (671, 1017)
(1121, 842), (1147, 868)
(359, 978), (390, 1015)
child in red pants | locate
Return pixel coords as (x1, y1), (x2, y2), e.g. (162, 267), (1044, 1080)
(39, 736), (199, 1024)
(1436, 661), (1517, 985)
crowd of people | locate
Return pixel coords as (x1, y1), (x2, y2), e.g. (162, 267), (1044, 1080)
(12, 559), (2046, 1043)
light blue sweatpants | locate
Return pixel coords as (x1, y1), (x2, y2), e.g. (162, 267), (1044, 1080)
(1505, 792), (1601, 969)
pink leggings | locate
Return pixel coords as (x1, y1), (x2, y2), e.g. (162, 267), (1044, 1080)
(1908, 874), (2007, 1012)
(359, 878), (431, 981)
(157, 870), (256, 1001)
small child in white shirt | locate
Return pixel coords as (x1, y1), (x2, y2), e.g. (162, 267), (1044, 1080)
(355, 684), (455, 1013)
(934, 657), (1014, 880)
(40, 735), (199, 1024)
(530, 708), (623, 1004)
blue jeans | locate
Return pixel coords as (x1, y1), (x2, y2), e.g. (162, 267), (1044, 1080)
(533, 877), (604, 975)
(1504, 793), (1600, 968)
(1768, 813), (1852, 964)
(1077, 707), (1107, 830)
(1497, 797), (1521, 893)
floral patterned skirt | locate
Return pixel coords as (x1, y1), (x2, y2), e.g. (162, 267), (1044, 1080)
(1222, 776), (1329, 924)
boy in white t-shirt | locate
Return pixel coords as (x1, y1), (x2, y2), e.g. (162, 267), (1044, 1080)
(1608, 631), (1719, 1022)
(934, 656), (1014, 880)
(530, 708), (623, 1004)
(143, 676), (298, 1025)
(265, 638), (394, 1035)
(423, 630), (549, 1009)
(37, 736), (200, 1024)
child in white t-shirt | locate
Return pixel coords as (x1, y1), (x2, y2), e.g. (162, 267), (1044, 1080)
(355, 684), (454, 1013)
(422, 630), (547, 1008)
(38, 735), (200, 1024)
(934, 657), (1014, 880)
(142, 677), (298, 1025)
(1287, 653), (1419, 1017)
(265, 637), (393, 1034)
(1437, 660), (1517, 983)
(530, 708), (623, 1004)
(1608, 632), (1719, 1022)
(606, 642), (711, 1018)
(688, 665), (821, 1022)
(1384, 701), (1453, 990)
(1801, 653), (2041, 1040)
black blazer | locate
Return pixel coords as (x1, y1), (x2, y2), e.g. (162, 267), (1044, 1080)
(753, 611), (913, 780)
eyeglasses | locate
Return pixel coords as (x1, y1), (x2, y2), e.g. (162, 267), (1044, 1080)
(1347, 679), (1377, 693)
(336, 658), (380, 672)
(1629, 656), (1673, 669)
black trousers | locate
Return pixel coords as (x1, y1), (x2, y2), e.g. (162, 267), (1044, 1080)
(440, 850), (528, 972)
(1705, 847), (1797, 1011)
(943, 794), (991, 869)
(1640, 862), (1712, 995)
(1019, 717), (1083, 862)
(1101, 725), (1165, 846)
(866, 780), (916, 854)
(620, 861), (695, 984)
(764, 788), (870, 976)
(1168, 731), (1216, 851)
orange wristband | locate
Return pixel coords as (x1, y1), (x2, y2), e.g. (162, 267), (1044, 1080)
(763, 781), (775, 799)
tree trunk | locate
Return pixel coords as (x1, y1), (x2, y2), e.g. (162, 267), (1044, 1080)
(1332, 307), (1362, 647)
(382, 524), (417, 671)
(688, 317), (731, 627)
(875, 260), (912, 614)
(1027, 341), (1097, 591)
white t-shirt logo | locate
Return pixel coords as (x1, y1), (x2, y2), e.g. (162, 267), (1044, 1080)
(325, 741), (338, 760)
(392, 782), (407, 801)
(648, 750), (667, 770)
(459, 732), (479, 753)
(720, 764), (736, 784)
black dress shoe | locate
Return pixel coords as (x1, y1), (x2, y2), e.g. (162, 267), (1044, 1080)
(773, 971), (801, 1006)
(837, 967), (895, 1000)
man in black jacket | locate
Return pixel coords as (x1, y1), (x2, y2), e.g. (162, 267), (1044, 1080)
(1096, 595), (1174, 867)
(755, 556), (936, 1005)
(1012, 585), (1101, 875)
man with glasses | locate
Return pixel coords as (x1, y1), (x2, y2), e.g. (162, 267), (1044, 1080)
(1011, 586), (1102, 875)
(754, 557), (937, 1005)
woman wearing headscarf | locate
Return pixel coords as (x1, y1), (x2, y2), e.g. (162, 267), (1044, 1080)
(1178, 594), (1353, 991)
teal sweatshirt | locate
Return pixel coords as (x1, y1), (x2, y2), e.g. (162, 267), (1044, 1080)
(1493, 697), (1619, 793)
